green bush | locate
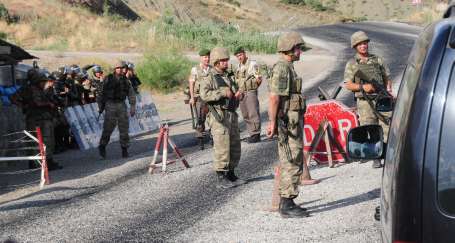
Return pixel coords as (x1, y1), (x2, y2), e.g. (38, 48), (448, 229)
(0, 3), (18, 23)
(0, 32), (7, 40)
(136, 49), (195, 92)
(154, 17), (278, 54)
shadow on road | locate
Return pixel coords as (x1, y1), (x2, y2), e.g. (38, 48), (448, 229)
(306, 188), (380, 214)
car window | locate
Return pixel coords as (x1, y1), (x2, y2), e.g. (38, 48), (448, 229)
(438, 65), (455, 215)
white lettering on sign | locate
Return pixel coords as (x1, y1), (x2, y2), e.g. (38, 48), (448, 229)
(304, 124), (315, 146)
(338, 119), (352, 142)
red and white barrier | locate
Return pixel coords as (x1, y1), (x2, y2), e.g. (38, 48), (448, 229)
(148, 124), (191, 174)
(0, 127), (50, 189)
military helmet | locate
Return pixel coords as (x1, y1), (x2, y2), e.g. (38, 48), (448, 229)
(114, 60), (127, 69)
(58, 66), (70, 75)
(127, 62), (135, 70)
(69, 65), (81, 75)
(351, 31), (370, 48)
(27, 69), (47, 85)
(92, 65), (103, 73)
(277, 31), (305, 52)
(210, 47), (230, 65)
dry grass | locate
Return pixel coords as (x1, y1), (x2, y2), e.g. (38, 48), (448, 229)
(405, 1), (447, 25)
(0, 0), (158, 51)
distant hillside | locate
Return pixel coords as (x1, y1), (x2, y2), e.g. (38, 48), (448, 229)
(0, 0), (447, 52)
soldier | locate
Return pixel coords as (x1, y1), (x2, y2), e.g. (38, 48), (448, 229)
(266, 32), (310, 218)
(66, 65), (83, 106)
(344, 31), (393, 169)
(90, 65), (105, 100)
(233, 47), (262, 143)
(25, 70), (63, 170)
(98, 60), (136, 159)
(125, 62), (142, 94)
(189, 49), (211, 138)
(199, 47), (246, 189)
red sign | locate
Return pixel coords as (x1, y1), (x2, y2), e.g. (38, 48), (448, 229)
(303, 100), (358, 164)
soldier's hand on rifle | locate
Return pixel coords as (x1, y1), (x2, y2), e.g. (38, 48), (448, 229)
(362, 83), (376, 93)
(225, 88), (234, 99)
(266, 121), (277, 138)
(130, 106), (136, 117)
(235, 91), (243, 100)
(256, 75), (263, 86)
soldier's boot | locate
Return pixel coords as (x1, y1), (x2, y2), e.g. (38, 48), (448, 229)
(226, 170), (247, 186)
(279, 197), (310, 218)
(247, 134), (261, 144)
(372, 160), (383, 168)
(216, 171), (236, 189)
(121, 147), (129, 158)
(99, 145), (106, 159)
(47, 159), (63, 171)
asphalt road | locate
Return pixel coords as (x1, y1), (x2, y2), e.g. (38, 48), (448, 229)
(0, 22), (419, 243)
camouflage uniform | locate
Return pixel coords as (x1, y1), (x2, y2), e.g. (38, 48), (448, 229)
(344, 53), (392, 141)
(200, 67), (241, 172)
(190, 64), (211, 137)
(235, 58), (261, 139)
(98, 72), (136, 149)
(25, 74), (61, 169)
(270, 56), (306, 199)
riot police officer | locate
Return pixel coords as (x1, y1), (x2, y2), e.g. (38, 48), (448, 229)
(98, 60), (136, 159)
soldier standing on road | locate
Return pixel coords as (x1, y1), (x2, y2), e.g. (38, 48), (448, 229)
(98, 60), (136, 159)
(189, 49), (211, 138)
(266, 32), (310, 218)
(234, 47), (262, 143)
(199, 47), (246, 189)
(25, 70), (63, 170)
(344, 31), (393, 169)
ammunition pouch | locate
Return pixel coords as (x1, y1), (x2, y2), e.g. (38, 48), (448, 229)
(239, 76), (259, 91)
(282, 93), (306, 112)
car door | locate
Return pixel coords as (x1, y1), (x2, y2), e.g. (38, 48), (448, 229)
(422, 30), (455, 242)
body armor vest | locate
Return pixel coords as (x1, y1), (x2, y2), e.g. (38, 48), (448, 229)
(276, 61), (305, 113)
(236, 60), (259, 91)
(194, 66), (209, 96)
(352, 56), (385, 98)
(103, 74), (130, 102)
(209, 72), (238, 112)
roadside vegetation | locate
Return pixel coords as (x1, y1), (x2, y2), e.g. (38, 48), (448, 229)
(136, 48), (195, 92)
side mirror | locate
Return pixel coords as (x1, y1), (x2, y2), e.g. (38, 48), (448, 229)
(347, 125), (384, 160)
(375, 96), (394, 112)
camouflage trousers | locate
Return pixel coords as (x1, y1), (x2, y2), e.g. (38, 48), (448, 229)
(239, 90), (261, 136)
(357, 99), (392, 142)
(208, 110), (241, 172)
(26, 118), (55, 160)
(278, 110), (303, 199)
(194, 97), (208, 138)
(100, 101), (130, 148)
